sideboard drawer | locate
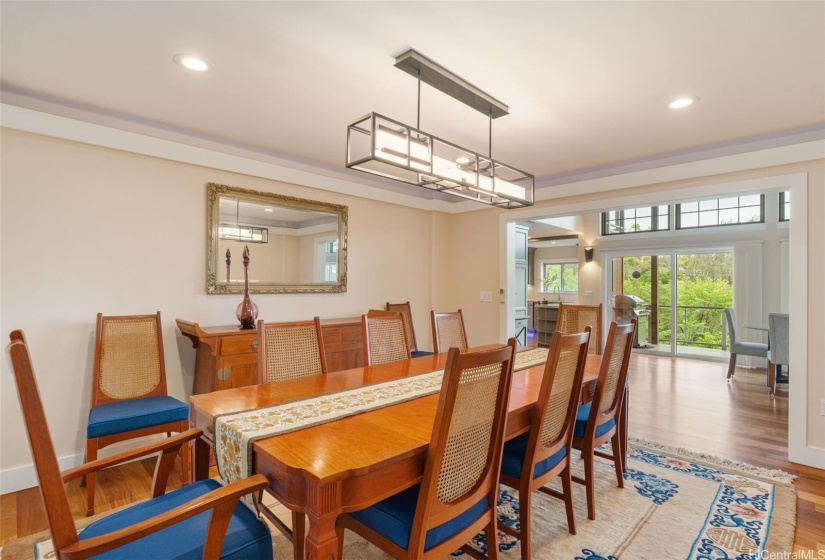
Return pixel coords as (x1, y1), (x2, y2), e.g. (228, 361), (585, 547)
(221, 334), (258, 355)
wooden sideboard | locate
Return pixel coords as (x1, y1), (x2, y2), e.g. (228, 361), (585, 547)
(176, 317), (364, 394)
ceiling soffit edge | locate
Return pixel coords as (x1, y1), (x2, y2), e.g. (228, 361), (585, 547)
(2, 103), (822, 216)
(536, 124), (825, 189)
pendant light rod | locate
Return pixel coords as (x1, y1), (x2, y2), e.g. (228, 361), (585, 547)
(488, 110), (492, 158)
(394, 49), (509, 119)
(417, 70), (421, 130)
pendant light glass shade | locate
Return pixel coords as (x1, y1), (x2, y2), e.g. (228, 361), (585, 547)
(347, 113), (534, 208)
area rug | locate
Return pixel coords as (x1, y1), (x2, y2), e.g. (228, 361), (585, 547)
(1, 438), (796, 560)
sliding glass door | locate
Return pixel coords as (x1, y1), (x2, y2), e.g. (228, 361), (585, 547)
(606, 248), (733, 359)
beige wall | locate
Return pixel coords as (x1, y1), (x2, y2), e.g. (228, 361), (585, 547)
(433, 209), (502, 346)
(0, 129), (434, 473)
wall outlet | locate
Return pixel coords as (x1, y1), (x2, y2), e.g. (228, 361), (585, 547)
(584, 290), (593, 297)
(480, 291), (492, 303)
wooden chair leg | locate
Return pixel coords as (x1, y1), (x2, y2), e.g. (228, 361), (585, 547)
(619, 389), (629, 468)
(178, 421), (191, 485)
(486, 517), (500, 560)
(85, 439), (98, 516)
(518, 486), (532, 560)
(612, 433), (624, 488)
(583, 446), (596, 520)
(726, 353), (737, 379)
(769, 361), (777, 395)
(561, 465), (576, 535)
(292, 511), (305, 560)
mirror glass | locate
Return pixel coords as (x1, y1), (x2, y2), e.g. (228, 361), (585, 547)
(207, 183), (348, 294)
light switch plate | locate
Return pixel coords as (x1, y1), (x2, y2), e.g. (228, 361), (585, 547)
(480, 291), (492, 303)
(821, 400), (825, 416)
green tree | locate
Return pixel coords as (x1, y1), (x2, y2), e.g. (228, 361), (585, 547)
(618, 253), (732, 349)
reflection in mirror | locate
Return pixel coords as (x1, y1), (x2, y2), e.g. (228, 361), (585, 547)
(207, 183), (347, 294)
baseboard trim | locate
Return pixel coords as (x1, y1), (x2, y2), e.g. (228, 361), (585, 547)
(788, 444), (825, 469)
(0, 453), (84, 495)
(0, 436), (166, 495)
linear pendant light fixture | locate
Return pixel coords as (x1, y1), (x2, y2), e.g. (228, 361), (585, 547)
(346, 49), (534, 209)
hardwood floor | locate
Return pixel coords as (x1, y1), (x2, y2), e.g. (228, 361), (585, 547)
(2, 349), (823, 554)
(627, 354), (824, 553)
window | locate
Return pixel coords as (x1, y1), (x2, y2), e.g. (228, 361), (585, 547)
(324, 241), (338, 282)
(676, 194), (764, 229)
(779, 191), (790, 222)
(601, 206), (669, 235)
(540, 261), (579, 292)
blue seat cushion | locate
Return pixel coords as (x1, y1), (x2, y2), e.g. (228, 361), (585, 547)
(411, 350), (434, 358)
(574, 402), (616, 439)
(78, 478), (272, 559)
(87, 396), (189, 439)
(501, 432), (567, 479)
(348, 483), (489, 550)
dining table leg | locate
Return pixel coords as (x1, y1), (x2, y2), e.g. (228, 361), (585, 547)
(304, 481), (344, 560)
(305, 511), (342, 560)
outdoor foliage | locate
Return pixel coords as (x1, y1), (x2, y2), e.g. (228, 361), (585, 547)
(542, 263), (579, 292)
(619, 253), (733, 348)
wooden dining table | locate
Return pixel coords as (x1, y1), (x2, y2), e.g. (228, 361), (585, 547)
(190, 348), (625, 560)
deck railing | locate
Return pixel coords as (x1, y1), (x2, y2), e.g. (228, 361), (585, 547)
(654, 305), (729, 350)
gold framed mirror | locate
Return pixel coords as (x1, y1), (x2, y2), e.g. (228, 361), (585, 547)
(206, 183), (348, 294)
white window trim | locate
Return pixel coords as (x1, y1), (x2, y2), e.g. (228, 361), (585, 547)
(537, 258), (579, 294)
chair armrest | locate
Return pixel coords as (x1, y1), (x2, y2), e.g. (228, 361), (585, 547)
(59, 474), (269, 560)
(62, 429), (202, 483)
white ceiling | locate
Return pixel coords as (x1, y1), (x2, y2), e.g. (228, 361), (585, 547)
(2, 1), (823, 203)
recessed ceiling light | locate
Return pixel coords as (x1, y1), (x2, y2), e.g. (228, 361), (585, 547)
(455, 157), (470, 165)
(173, 54), (211, 72)
(669, 96), (699, 109)
(264, 208), (273, 212)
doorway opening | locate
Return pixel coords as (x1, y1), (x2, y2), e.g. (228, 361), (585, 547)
(606, 249), (733, 359)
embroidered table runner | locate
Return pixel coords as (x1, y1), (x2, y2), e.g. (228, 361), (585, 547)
(214, 346), (549, 488)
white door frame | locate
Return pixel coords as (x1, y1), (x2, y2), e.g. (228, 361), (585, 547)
(500, 172), (817, 467)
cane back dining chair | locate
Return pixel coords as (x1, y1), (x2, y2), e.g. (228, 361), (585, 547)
(430, 309), (468, 354)
(9, 330), (273, 560)
(363, 312), (411, 366)
(386, 301), (418, 352)
(499, 328), (591, 559)
(723, 307), (768, 380)
(386, 301), (433, 358)
(85, 312), (189, 517)
(767, 313), (790, 395)
(335, 339), (516, 559)
(257, 317), (327, 384)
(557, 303), (603, 355)
(572, 320), (635, 520)
(256, 317), (327, 560)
